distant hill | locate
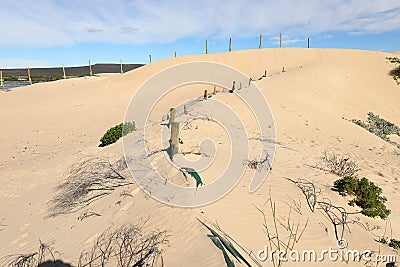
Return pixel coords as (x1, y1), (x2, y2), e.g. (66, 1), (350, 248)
(1, 63), (144, 81)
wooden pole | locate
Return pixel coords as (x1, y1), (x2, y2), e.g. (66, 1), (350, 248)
(170, 122), (180, 155)
(213, 85), (216, 95)
(120, 59), (123, 74)
(149, 55), (152, 63)
(62, 64), (66, 79)
(259, 34), (263, 49)
(203, 89), (208, 100)
(229, 37), (232, 52)
(28, 67), (32, 84)
(0, 70), (4, 91)
(280, 33), (282, 48)
(205, 40), (208, 54)
(169, 108), (176, 126)
(308, 38), (310, 48)
(174, 51), (177, 57)
(184, 105), (187, 115)
(88, 60), (92, 77)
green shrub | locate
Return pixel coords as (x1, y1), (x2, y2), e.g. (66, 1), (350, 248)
(387, 57), (400, 84)
(351, 112), (400, 149)
(333, 176), (390, 219)
(99, 121), (136, 147)
(389, 239), (400, 249)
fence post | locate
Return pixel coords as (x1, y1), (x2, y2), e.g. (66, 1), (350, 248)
(149, 55), (152, 63)
(169, 108), (176, 127)
(203, 89), (208, 100)
(170, 122), (180, 156)
(0, 70), (4, 91)
(28, 67), (32, 84)
(120, 59), (123, 74)
(174, 51), (177, 57)
(280, 33), (282, 48)
(308, 38), (310, 48)
(62, 64), (66, 79)
(213, 85), (216, 95)
(88, 60), (93, 76)
(229, 37), (232, 52)
(259, 34), (263, 49)
(206, 40), (208, 54)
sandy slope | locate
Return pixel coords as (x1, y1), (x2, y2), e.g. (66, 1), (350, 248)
(0, 48), (399, 266)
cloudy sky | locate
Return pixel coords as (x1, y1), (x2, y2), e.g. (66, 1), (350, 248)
(1, 0), (400, 68)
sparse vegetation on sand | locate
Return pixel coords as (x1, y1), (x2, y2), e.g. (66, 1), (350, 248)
(0, 240), (70, 267)
(333, 176), (390, 219)
(377, 237), (400, 250)
(99, 121), (136, 147)
(351, 112), (400, 149)
(387, 57), (400, 84)
(78, 221), (168, 267)
(48, 157), (132, 216)
(320, 151), (360, 177)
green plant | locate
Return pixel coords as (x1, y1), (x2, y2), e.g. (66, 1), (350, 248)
(99, 121), (136, 147)
(333, 176), (390, 219)
(377, 237), (388, 244)
(386, 57), (400, 85)
(389, 239), (400, 249)
(351, 112), (400, 149)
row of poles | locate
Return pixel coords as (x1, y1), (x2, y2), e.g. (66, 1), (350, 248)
(1, 34), (311, 90)
(0, 59), (125, 90)
(149, 34), (311, 62)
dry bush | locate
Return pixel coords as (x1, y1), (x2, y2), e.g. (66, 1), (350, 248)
(243, 151), (272, 171)
(48, 156), (133, 217)
(0, 240), (64, 267)
(78, 221), (168, 267)
(321, 151), (359, 177)
(255, 195), (308, 267)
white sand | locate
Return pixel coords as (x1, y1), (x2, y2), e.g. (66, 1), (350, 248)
(0, 48), (399, 266)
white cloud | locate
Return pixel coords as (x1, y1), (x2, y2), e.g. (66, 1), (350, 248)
(0, 59), (51, 69)
(0, 0), (399, 47)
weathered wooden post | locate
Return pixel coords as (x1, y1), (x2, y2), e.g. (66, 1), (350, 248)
(169, 107), (176, 125)
(88, 60), (93, 77)
(282, 66), (286, 72)
(120, 59), (123, 74)
(0, 70), (4, 91)
(149, 55), (152, 63)
(259, 34), (263, 49)
(203, 89), (208, 100)
(184, 105), (187, 115)
(308, 38), (310, 48)
(174, 51), (177, 57)
(28, 67), (32, 84)
(229, 37), (232, 52)
(62, 64), (66, 79)
(213, 85), (216, 95)
(205, 40), (208, 54)
(280, 33), (282, 48)
(170, 122), (180, 156)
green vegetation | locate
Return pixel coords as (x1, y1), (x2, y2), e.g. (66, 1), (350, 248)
(377, 237), (400, 249)
(387, 57), (400, 85)
(333, 176), (390, 219)
(99, 121), (136, 147)
(351, 112), (400, 149)
(199, 219), (251, 267)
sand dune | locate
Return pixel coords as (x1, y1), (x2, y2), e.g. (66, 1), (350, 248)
(0, 48), (399, 266)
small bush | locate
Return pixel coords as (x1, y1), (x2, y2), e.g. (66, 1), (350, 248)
(351, 112), (400, 149)
(333, 176), (390, 219)
(321, 151), (359, 177)
(99, 121), (136, 147)
(387, 57), (400, 84)
(389, 239), (400, 249)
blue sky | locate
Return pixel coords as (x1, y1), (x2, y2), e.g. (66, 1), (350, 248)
(0, 0), (399, 68)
